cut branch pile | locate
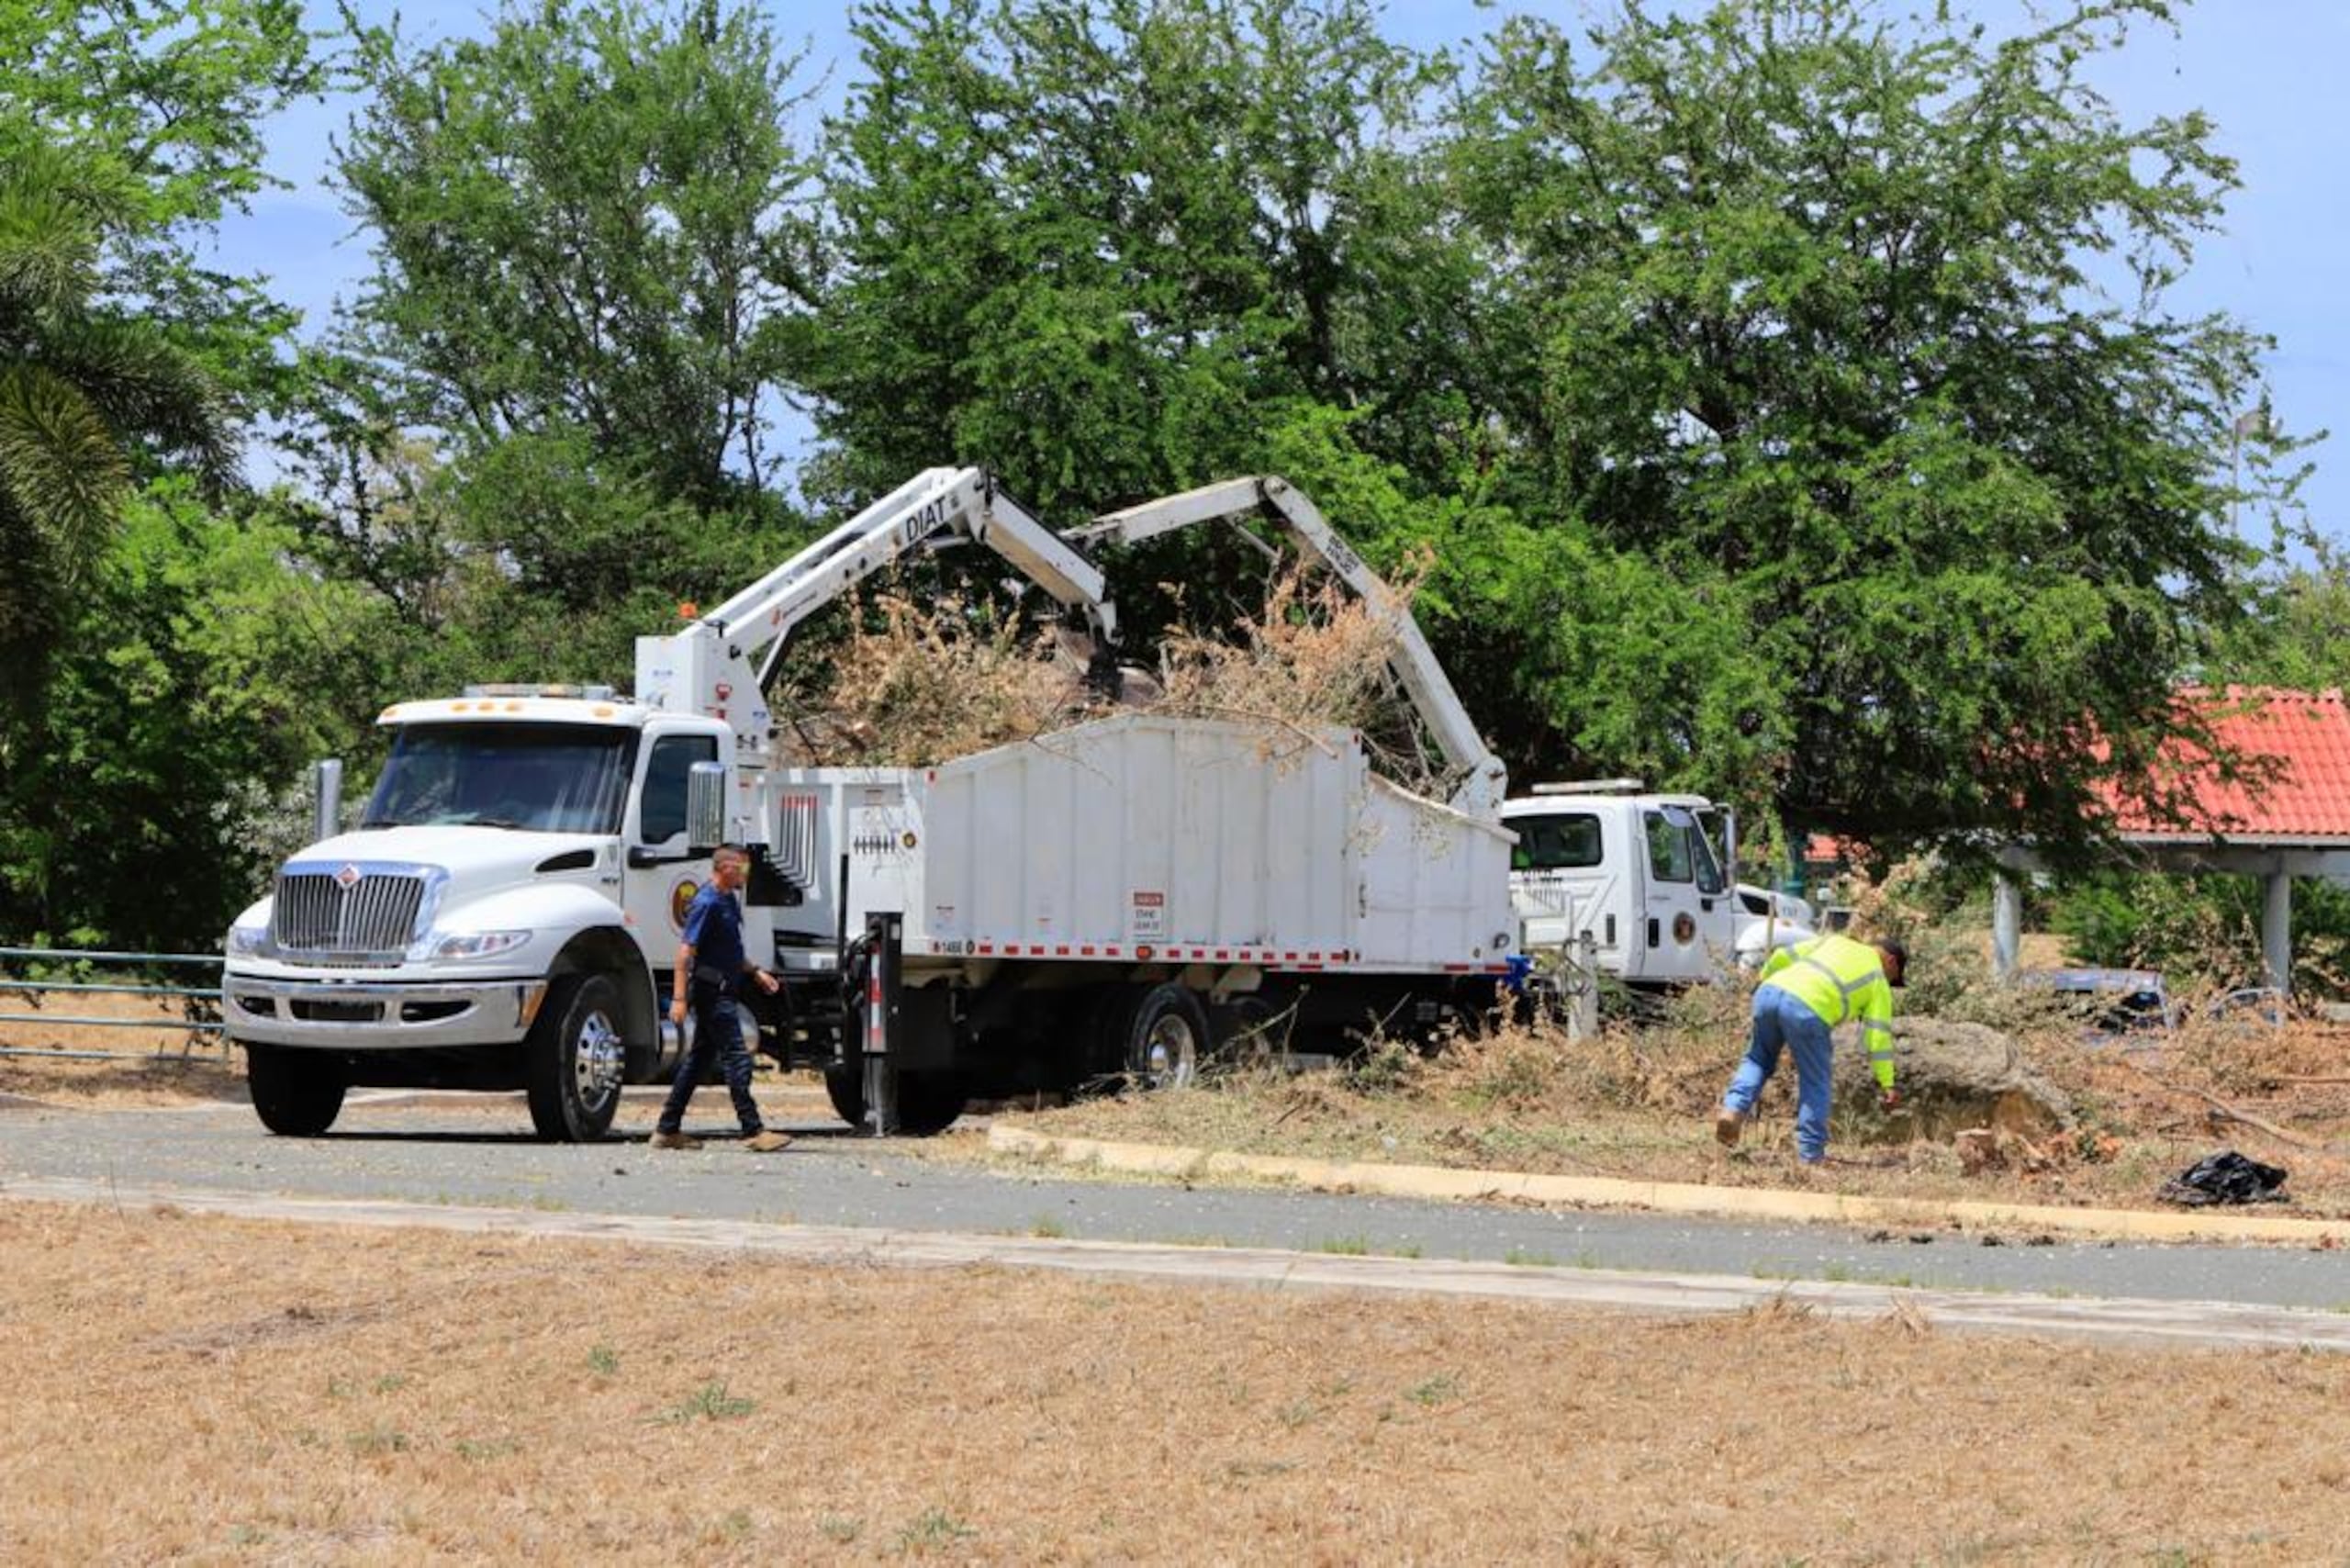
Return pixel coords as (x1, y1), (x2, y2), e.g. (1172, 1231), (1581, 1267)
(778, 564), (1452, 796)
(777, 596), (1091, 767)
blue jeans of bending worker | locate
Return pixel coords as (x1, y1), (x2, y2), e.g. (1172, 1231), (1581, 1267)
(656, 983), (766, 1136)
(1723, 985), (1835, 1162)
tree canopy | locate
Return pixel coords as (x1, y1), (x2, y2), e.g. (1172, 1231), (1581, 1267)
(0, 0), (2332, 949)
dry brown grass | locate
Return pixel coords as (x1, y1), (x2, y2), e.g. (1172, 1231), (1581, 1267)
(0, 984), (239, 1106)
(995, 993), (2350, 1219)
(3, 1200), (2347, 1563)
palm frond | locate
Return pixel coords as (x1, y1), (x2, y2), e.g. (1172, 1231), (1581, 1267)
(0, 144), (102, 329)
(41, 316), (238, 483)
(0, 363), (131, 583)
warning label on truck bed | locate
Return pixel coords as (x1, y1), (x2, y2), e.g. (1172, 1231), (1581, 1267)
(1130, 890), (1166, 939)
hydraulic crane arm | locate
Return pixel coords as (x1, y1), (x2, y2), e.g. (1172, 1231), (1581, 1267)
(635, 466), (1114, 761)
(1071, 476), (1507, 819)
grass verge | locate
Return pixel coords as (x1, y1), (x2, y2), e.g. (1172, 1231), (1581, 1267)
(2, 1200), (2347, 1562)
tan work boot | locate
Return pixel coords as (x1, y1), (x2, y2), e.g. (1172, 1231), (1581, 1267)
(648, 1129), (703, 1151)
(742, 1128), (792, 1154)
(1713, 1108), (1745, 1148)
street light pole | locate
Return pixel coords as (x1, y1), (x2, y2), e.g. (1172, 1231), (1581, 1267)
(2232, 407), (2268, 535)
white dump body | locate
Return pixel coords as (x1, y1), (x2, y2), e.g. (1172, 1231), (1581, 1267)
(766, 714), (1516, 977)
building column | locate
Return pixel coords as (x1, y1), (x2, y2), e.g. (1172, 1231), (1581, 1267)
(1991, 872), (2022, 980)
(2263, 869), (2293, 996)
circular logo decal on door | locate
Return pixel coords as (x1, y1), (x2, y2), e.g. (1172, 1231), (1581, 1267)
(669, 878), (701, 933)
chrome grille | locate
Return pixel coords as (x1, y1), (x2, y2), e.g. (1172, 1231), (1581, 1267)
(272, 871), (427, 957)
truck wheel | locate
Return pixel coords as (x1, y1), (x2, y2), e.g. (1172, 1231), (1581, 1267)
(823, 1063), (967, 1136)
(1123, 982), (1208, 1091)
(246, 1044), (346, 1136)
(895, 1070), (968, 1136)
(823, 1061), (866, 1127)
(526, 973), (626, 1142)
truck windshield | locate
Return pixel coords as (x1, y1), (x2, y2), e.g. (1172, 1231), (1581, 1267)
(1511, 812), (1604, 871)
(361, 723), (635, 834)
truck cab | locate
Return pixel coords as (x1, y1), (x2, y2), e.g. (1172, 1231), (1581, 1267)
(1505, 782), (1809, 986)
(220, 686), (733, 1140)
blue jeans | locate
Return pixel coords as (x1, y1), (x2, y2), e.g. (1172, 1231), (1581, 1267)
(1724, 985), (1835, 1162)
(657, 984), (765, 1136)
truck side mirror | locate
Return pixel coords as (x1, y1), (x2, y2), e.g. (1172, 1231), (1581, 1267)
(314, 758), (343, 842)
(686, 760), (727, 851)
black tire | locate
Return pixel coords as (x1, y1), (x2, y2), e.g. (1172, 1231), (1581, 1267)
(1121, 982), (1209, 1091)
(246, 1043), (346, 1136)
(526, 973), (626, 1142)
(823, 1060), (866, 1127)
(895, 1070), (968, 1136)
(822, 1061), (966, 1136)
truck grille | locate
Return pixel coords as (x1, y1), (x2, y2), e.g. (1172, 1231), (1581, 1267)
(272, 870), (428, 958)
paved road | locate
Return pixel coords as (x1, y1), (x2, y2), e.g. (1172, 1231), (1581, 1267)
(4, 1092), (2348, 1311)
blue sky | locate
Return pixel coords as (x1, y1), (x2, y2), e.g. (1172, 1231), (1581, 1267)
(208, 1), (2350, 546)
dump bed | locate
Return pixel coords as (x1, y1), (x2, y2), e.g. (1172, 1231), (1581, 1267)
(778, 714), (1516, 976)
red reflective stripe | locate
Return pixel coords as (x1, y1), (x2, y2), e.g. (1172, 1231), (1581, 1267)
(1055, 946), (1069, 956)
(1080, 946), (1095, 957)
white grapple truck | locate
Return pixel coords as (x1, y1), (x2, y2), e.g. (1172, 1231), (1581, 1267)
(221, 469), (1518, 1138)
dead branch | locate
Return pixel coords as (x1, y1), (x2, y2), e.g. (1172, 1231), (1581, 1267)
(1169, 703), (1341, 757)
(2119, 1060), (2322, 1151)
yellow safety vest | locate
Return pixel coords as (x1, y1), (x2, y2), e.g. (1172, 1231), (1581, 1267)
(1759, 934), (1897, 1091)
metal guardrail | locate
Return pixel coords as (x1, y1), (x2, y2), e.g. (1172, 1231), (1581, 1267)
(0, 945), (228, 1062)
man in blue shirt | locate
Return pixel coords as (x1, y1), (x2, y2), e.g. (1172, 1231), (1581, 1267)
(653, 845), (789, 1151)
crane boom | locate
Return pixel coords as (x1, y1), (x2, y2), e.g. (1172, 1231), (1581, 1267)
(634, 466), (1113, 762)
(637, 466), (1505, 821)
(1073, 476), (1507, 819)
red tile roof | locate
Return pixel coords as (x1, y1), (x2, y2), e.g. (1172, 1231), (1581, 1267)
(2109, 687), (2350, 843)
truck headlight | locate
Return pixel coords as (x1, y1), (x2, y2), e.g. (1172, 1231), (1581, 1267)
(226, 923), (270, 958)
(420, 930), (532, 961)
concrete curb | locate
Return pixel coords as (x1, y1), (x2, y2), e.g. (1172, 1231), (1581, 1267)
(7, 1174), (2350, 1353)
(985, 1125), (2350, 1248)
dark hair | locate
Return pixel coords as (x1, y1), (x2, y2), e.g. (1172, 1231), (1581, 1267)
(1878, 937), (1908, 982)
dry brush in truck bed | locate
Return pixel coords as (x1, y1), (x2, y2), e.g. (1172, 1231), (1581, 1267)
(775, 563), (1458, 798)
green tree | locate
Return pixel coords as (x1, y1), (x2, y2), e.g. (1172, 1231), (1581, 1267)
(2209, 543), (2350, 691)
(0, 0), (323, 399)
(331, 0), (822, 517)
(0, 1), (327, 946)
(0, 140), (233, 707)
(1451, 0), (2287, 856)
(812, 0), (1473, 517)
(302, 0), (828, 686)
(0, 482), (396, 949)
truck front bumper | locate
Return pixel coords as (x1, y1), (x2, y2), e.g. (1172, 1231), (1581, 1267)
(221, 974), (548, 1050)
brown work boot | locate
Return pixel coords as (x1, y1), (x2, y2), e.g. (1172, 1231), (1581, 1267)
(742, 1128), (792, 1154)
(648, 1129), (703, 1151)
(1713, 1108), (1746, 1148)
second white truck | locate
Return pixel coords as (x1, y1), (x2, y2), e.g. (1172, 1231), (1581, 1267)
(1505, 780), (1813, 987)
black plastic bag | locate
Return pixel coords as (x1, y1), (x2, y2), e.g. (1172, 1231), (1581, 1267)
(2158, 1149), (2289, 1206)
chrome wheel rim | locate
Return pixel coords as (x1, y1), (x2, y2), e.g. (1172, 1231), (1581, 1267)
(574, 1008), (624, 1104)
(1140, 1013), (1197, 1089)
